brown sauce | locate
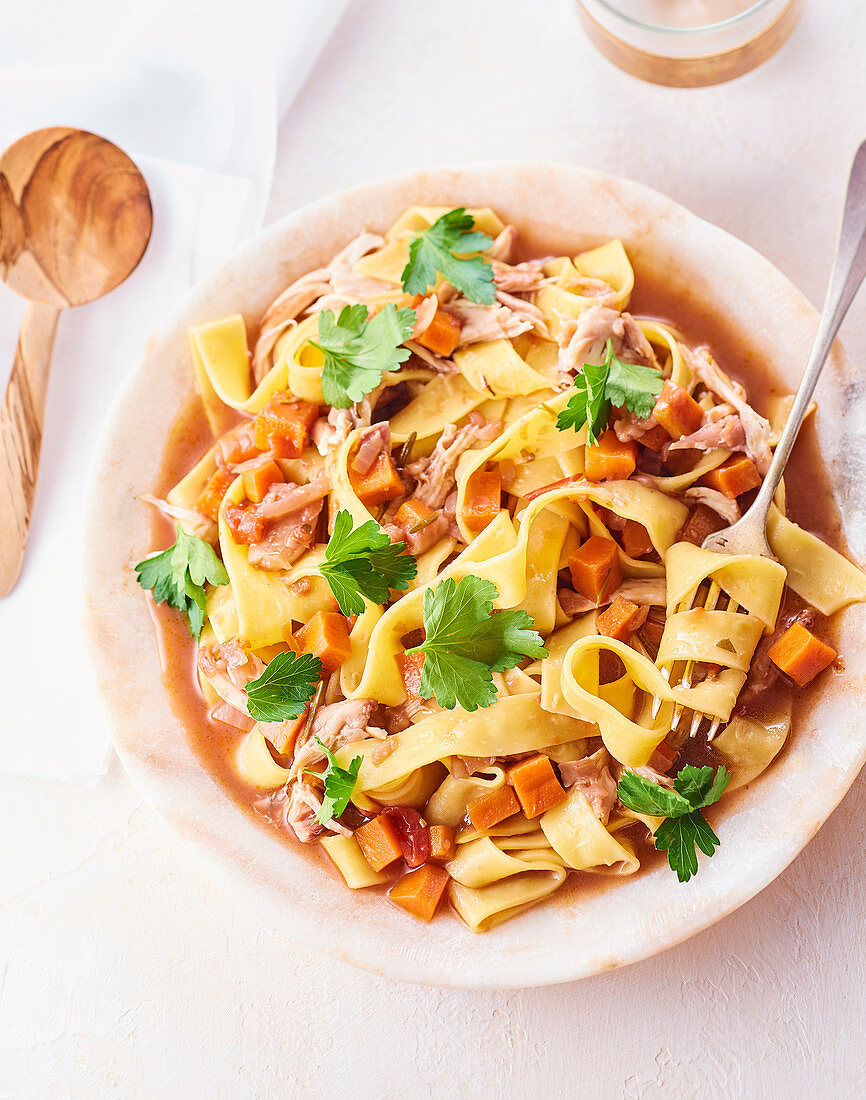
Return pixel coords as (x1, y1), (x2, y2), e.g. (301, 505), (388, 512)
(147, 245), (853, 912)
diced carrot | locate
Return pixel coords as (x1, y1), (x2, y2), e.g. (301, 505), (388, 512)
(294, 611), (352, 672)
(264, 708), (308, 756)
(507, 754), (567, 819)
(349, 451), (404, 505)
(397, 651), (426, 702)
(388, 864), (450, 922)
(679, 503), (724, 546)
(467, 785), (521, 832)
(219, 425), (261, 465)
(356, 815), (404, 872)
(648, 741), (679, 774)
(637, 423), (671, 453)
(196, 468), (235, 522)
(652, 380), (704, 439)
(415, 307), (462, 358)
(462, 468), (502, 534)
(568, 536), (621, 605)
(701, 455), (761, 498)
(767, 623), (837, 687)
(596, 596), (642, 643)
(225, 503), (266, 544)
(620, 519), (654, 559)
(253, 397), (318, 459)
(394, 498), (436, 533)
(584, 429), (637, 482)
(243, 459), (284, 504)
(428, 824), (456, 864)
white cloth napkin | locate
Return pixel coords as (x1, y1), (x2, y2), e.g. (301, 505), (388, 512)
(0, 0), (348, 782)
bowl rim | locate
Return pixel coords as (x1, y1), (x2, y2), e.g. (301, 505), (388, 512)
(83, 160), (866, 989)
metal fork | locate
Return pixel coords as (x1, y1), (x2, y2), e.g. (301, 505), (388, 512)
(658, 139), (866, 740)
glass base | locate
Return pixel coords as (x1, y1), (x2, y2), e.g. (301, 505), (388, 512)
(577, 0), (802, 87)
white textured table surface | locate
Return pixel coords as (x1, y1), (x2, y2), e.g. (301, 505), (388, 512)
(3, 1), (866, 1096)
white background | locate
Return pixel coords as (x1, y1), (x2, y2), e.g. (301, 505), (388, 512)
(3, 1), (866, 1096)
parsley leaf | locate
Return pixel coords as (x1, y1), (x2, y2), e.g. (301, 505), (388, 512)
(616, 763), (730, 883)
(319, 510), (418, 616)
(407, 576), (549, 712)
(245, 651), (323, 722)
(615, 772), (693, 819)
(310, 303), (415, 410)
(135, 524), (228, 639)
(307, 737), (362, 824)
(401, 208), (496, 305)
(556, 338), (663, 446)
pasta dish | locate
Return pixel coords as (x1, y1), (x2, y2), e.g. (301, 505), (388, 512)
(137, 206), (866, 932)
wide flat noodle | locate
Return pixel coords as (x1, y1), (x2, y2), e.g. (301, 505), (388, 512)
(560, 635), (674, 765)
(713, 704), (792, 790)
(337, 694), (589, 793)
(541, 787), (640, 873)
(452, 339), (556, 398)
(767, 505), (866, 614)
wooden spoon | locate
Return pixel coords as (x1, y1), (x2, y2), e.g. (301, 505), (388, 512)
(0, 127), (152, 596)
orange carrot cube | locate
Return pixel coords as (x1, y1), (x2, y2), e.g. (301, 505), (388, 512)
(637, 422), (671, 453)
(294, 610), (352, 672)
(219, 425), (261, 465)
(584, 429), (637, 482)
(652, 380), (704, 439)
(467, 785), (520, 832)
(427, 825), (456, 864)
(349, 451), (404, 505)
(243, 459), (284, 503)
(701, 455), (761, 499)
(394, 498), (436, 533)
(415, 307), (462, 358)
(264, 708), (308, 756)
(568, 536), (621, 605)
(596, 596), (643, 642)
(620, 519), (654, 559)
(225, 503), (267, 544)
(507, 754), (566, 819)
(462, 468), (502, 533)
(679, 503), (724, 546)
(253, 397), (318, 459)
(196, 468), (235, 522)
(356, 815), (404, 872)
(767, 623), (837, 687)
(397, 651), (426, 702)
(388, 864), (450, 922)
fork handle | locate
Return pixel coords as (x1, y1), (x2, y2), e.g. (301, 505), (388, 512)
(750, 139), (866, 519)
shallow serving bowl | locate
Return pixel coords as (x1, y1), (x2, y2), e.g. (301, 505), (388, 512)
(84, 163), (866, 988)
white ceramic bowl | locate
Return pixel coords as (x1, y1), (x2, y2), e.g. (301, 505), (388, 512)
(84, 163), (866, 988)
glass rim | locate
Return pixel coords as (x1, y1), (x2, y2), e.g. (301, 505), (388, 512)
(581, 0), (780, 35)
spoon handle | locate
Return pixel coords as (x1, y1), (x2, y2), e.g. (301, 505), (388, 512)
(0, 300), (61, 597)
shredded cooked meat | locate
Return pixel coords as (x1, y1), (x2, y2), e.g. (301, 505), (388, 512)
(312, 407), (353, 455)
(247, 498), (324, 570)
(557, 305), (656, 384)
(684, 486), (741, 524)
(612, 412), (662, 445)
(559, 750), (617, 823)
(405, 413), (502, 509)
(256, 475), (330, 521)
(352, 423), (391, 475)
(487, 224), (517, 262)
(684, 346), (772, 475)
(559, 578), (666, 616)
(445, 299), (533, 346)
(493, 260), (546, 294)
(288, 698), (379, 781)
(667, 414), (747, 454)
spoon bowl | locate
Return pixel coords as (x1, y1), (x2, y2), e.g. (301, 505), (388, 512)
(0, 127), (152, 595)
